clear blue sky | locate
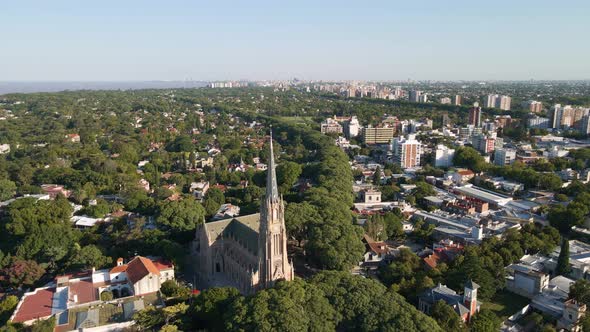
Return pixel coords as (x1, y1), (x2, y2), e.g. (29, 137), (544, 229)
(1, 0), (589, 81)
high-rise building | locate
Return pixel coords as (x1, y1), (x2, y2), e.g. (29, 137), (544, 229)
(363, 126), (395, 144)
(434, 144), (455, 168)
(523, 100), (543, 113)
(527, 115), (550, 129)
(392, 134), (422, 168)
(472, 134), (496, 154)
(468, 106), (482, 127)
(418, 93), (429, 103)
(498, 96), (511, 111)
(494, 149), (516, 166)
(486, 94), (511, 110)
(453, 95), (462, 106)
(346, 116), (360, 138)
(550, 104), (590, 130)
(409, 90), (422, 103)
(583, 115), (590, 135)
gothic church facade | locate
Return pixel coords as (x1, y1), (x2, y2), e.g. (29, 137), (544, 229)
(193, 131), (294, 293)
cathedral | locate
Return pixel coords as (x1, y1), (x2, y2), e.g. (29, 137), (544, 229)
(193, 131), (294, 294)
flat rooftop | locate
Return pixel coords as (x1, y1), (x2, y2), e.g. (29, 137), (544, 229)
(454, 185), (512, 205)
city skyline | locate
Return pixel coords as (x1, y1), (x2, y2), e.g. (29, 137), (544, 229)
(1, 0), (589, 82)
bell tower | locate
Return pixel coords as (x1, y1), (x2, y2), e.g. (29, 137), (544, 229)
(258, 128), (294, 288)
(463, 280), (479, 321)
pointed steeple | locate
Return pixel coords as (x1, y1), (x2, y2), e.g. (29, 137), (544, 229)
(266, 127), (280, 201)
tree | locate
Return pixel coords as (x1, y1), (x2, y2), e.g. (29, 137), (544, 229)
(72, 245), (112, 269)
(166, 135), (194, 152)
(162, 302), (189, 325)
(284, 202), (319, 247)
(0, 179), (16, 201)
(310, 270), (442, 331)
(276, 161), (302, 194)
(383, 211), (405, 241)
(2, 260), (45, 287)
(189, 287), (242, 331)
(453, 146), (487, 172)
(29, 316), (56, 332)
(157, 197), (206, 231)
(160, 280), (190, 298)
(372, 166), (382, 185)
(82, 199), (110, 218)
(226, 279), (336, 332)
(203, 188), (225, 216)
(557, 238), (571, 276)
(160, 325), (179, 332)
(431, 300), (466, 332)
(0, 295), (19, 326)
(133, 307), (165, 330)
(470, 309), (501, 332)
(569, 279), (590, 305)
(100, 291), (113, 301)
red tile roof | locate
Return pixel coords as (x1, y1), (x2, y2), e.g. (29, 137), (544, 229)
(152, 259), (174, 271)
(424, 252), (443, 269)
(110, 264), (128, 274)
(363, 234), (389, 255)
(126, 257), (160, 284)
(12, 287), (55, 323)
(68, 279), (97, 304)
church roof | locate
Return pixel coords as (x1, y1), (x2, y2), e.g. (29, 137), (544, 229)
(203, 213), (261, 254)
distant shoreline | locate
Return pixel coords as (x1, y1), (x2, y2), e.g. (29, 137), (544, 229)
(0, 81), (208, 94)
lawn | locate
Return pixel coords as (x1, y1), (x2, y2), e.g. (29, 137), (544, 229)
(276, 116), (316, 125)
(482, 289), (530, 320)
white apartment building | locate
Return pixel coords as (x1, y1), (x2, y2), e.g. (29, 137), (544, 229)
(347, 116), (360, 138)
(494, 149), (516, 166)
(434, 144), (455, 168)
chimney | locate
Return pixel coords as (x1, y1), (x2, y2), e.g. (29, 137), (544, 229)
(117, 258), (124, 266)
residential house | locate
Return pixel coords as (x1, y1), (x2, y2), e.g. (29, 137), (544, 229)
(9, 256), (173, 326)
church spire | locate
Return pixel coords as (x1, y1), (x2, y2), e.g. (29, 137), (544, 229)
(266, 127), (279, 201)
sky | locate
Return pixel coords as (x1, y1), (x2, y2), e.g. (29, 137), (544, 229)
(1, 0), (589, 81)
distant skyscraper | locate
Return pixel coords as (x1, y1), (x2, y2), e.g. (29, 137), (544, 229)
(486, 94), (511, 110)
(442, 112), (451, 127)
(498, 96), (511, 110)
(409, 90), (422, 103)
(523, 100), (543, 113)
(468, 106), (482, 127)
(453, 95), (462, 106)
